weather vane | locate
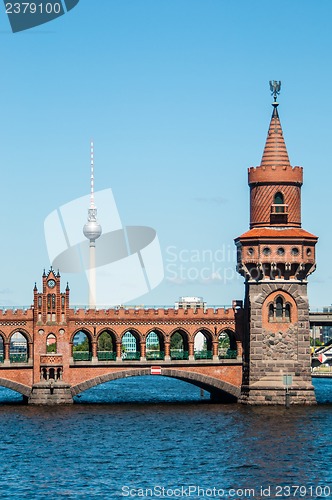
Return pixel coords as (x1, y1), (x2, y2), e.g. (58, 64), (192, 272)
(269, 80), (281, 102)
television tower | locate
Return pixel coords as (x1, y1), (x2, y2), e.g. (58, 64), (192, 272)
(83, 141), (102, 307)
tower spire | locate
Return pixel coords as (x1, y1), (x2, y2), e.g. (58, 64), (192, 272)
(260, 81), (290, 168)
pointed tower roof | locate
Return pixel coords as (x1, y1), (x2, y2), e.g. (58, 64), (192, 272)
(260, 103), (290, 167)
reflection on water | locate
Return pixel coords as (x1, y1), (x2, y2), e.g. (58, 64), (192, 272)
(0, 378), (330, 499)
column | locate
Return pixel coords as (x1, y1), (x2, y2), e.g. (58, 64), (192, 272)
(92, 341), (98, 363)
(4, 342), (10, 366)
(116, 341), (122, 361)
(164, 342), (170, 361)
(188, 342), (194, 361)
(140, 341), (146, 361)
(212, 340), (219, 361)
(69, 342), (74, 364)
(28, 342), (33, 364)
(236, 340), (243, 360)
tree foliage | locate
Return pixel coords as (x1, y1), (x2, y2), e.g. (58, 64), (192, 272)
(98, 331), (114, 351)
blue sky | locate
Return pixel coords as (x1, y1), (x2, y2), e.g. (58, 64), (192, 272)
(0, 0), (331, 308)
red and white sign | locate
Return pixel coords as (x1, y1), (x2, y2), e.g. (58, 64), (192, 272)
(319, 353), (328, 364)
(151, 366), (161, 375)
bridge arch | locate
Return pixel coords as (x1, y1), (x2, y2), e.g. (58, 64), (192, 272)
(70, 368), (240, 402)
(146, 328), (165, 347)
(9, 328), (32, 344)
(169, 328), (190, 360)
(70, 327), (93, 344)
(193, 328), (213, 352)
(218, 328), (238, 358)
(0, 378), (31, 397)
(96, 328), (118, 343)
(97, 329), (117, 359)
(9, 329), (31, 361)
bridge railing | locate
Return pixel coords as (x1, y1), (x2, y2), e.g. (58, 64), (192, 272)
(97, 351), (116, 361)
(10, 353), (28, 363)
(194, 350), (213, 360)
(219, 350), (237, 359)
(170, 351), (189, 360)
(122, 352), (140, 361)
(146, 351), (165, 361)
(73, 351), (92, 361)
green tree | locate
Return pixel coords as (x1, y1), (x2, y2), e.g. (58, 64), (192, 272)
(73, 337), (90, 352)
(47, 343), (57, 353)
(171, 332), (183, 350)
(98, 331), (113, 351)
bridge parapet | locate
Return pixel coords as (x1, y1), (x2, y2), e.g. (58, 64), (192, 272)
(71, 306), (235, 319)
(0, 308), (33, 318)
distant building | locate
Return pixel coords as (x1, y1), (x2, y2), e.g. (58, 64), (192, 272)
(122, 331), (159, 352)
(322, 307), (332, 344)
(175, 297), (206, 310)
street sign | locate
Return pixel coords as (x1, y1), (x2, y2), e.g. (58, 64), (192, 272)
(283, 375), (293, 386)
(151, 366), (161, 375)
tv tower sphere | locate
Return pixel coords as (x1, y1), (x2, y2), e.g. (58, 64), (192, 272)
(83, 214), (102, 242)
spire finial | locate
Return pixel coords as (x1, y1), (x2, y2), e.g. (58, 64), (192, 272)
(90, 140), (95, 209)
(269, 80), (281, 103)
(260, 82), (290, 168)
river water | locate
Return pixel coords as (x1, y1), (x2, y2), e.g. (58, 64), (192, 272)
(0, 377), (331, 500)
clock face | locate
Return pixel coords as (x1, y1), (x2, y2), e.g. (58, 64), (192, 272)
(47, 279), (56, 289)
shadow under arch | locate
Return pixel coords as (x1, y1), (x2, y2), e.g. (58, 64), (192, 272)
(0, 378), (31, 398)
(71, 368), (240, 403)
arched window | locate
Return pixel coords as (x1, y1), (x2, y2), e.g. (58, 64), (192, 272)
(268, 296), (291, 323)
(10, 332), (28, 363)
(194, 330), (213, 360)
(271, 192), (288, 225)
(273, 192), (286, 214)
(269, 303), (274, 321)
(285, 303), (291, 321)
(274, 192), (284, 205)
(97, 331), (116, 361)
(146, 330), (165, 361)
(121, 331), (140, 360)
(276, 297), (283, 318)
(170, 330), (189, 360)
(73, 330), (92, 361)
(46, 333), (57, 353)
(218, 330), (237, 359)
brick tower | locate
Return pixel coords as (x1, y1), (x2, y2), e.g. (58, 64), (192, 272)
(235, 83), (318, 405)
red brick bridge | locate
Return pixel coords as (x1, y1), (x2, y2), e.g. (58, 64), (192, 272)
(0, 270), (243, 404)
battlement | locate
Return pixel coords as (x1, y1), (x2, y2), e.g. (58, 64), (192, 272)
(69, 306), (235, 320)
(0, 308), (33, 319)
(248, 165), (303, 185)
